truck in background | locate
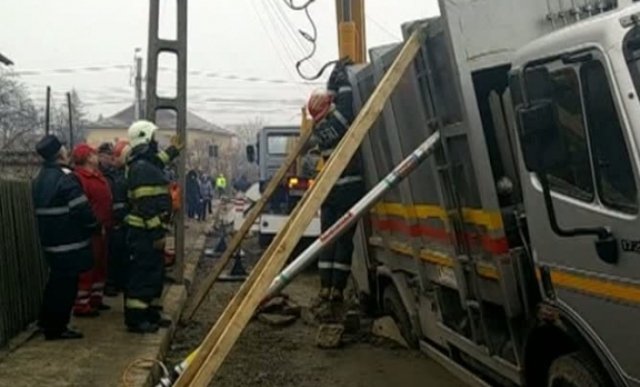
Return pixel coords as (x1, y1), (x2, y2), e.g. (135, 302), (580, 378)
(347, 1), (640, 386)
(244, 126), (321, 249)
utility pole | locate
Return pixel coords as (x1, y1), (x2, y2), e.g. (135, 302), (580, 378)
(134, 48), (143, 120)
(66, 92), (74, 147)
(45, 86), (51, 135)
(146, 0), (188, 282)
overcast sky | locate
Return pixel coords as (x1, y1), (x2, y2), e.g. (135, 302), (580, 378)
(1, 0), (439, 128)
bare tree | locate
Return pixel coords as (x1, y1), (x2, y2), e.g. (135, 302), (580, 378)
(0, 72), (41, 151)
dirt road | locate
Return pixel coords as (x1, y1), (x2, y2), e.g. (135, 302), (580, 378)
(167, 239), (465, 387)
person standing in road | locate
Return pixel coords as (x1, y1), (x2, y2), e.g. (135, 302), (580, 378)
(32, 135), (98, 340)
(72, 144), (113, 317)
(215, 173), (227, 198)
(124, 120), (183, 333)
(199, 174), (213, 221)
(186, 169), (201, 220)
(306, 60), (364, 315)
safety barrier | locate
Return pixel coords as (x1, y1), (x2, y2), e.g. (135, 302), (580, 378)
(0, 179), (47, 348)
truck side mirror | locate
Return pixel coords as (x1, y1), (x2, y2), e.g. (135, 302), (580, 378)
(516, 100), (568, 172)
(246, 145), (255, 163)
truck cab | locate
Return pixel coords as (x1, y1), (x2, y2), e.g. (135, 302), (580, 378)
(247, 126), (321, 248)
(347, 2), (640, 387)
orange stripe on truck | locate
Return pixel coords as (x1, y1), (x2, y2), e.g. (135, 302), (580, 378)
(371, 217), (509, 255)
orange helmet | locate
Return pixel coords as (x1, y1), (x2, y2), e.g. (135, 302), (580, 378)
(113, 140), (131, 165)
(307, 89), (334, 123)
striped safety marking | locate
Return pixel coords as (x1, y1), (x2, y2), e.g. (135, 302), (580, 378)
(371, 217), (509, 255)
(371, 237), (640, 305)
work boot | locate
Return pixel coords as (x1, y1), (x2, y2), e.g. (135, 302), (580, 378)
(147, 309), (172, 328)
(329, 288), (344, 303)
(311, 288), (331, 308)
(45, 329), (84, 341)
(127, 321), (159, 334)
(311, 288), (333, 322)
(73, 308), (100, 318)
(104, 285), (119, 297)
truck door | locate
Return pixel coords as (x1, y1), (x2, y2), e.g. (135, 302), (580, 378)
(515, 49), (640, 381)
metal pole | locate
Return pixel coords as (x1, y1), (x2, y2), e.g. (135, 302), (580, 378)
(134, 49), (143, 120)
(265, 130), (441, 299)
(45, 86), (51, 136)
(146, 0), (188, 281)
(66, 92), (74, 147)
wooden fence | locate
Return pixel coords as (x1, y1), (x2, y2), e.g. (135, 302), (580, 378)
(0, 179), (47, 348)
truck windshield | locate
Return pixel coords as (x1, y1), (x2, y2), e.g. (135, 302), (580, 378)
(267, 134), (298, 156)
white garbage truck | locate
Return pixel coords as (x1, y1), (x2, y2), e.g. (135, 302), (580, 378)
(243, 126), (321, 248)
(345, 1), (640, 386)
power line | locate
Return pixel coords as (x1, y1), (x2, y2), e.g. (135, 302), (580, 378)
(366, 15), (401, 40)
(269, 0), (320, 69)
(12, 65), (131, 76)
(12, 65), (323, 86)
(245, 0), (301, 84)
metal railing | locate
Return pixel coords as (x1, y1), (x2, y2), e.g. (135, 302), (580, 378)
(0, 179), (47, 348)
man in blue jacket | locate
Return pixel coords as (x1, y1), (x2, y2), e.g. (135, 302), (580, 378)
(32, 135), (98, 340)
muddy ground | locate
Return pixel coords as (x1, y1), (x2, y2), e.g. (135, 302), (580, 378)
(166, 236), (465, 387)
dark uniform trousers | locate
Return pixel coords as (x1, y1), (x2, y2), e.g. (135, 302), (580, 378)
(125, 227), (164, 325)
(108, 225), (129, 290)
(40, 269), (80, 335)
(319, 180), (365, 292)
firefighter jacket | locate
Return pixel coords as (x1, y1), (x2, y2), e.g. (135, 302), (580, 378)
(311, 67), (362, 184)
(32, 161), (98, 273)
(125, 144), (179, 239)
(74, 167), (113, 229)
(103, 166), (128, 225)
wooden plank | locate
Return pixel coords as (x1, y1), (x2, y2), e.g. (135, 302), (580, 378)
(181, 126), (313, 321)
(174, 28), (424, 387)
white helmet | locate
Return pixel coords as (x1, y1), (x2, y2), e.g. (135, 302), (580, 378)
(128, 120), (159, 148)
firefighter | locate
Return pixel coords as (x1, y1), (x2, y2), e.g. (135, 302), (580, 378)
(124, 120), (183, 333)
(33, 135), (98, 340)
(72, 144), (113, 316)
(307, 60), (364, 314)
(105, 140), (131, 296)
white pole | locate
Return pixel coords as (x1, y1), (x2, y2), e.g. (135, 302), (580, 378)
(265, 130), (441, 300)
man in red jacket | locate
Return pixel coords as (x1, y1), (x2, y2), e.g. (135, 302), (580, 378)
(72, 143), (113, 316)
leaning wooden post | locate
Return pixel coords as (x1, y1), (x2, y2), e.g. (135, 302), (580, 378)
(174, 29), (424, 387)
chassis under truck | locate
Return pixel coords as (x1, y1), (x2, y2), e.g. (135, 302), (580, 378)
(245, 126), (321, 248)
(348, 1), (640, 386)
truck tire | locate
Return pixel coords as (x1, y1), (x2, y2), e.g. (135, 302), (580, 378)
(547, 352), (609, 387)
(382, 285), (418, 349)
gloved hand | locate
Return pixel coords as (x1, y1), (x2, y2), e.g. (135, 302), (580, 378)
(152, 238), (166, 251)
(170, 135), (185, 151)
(327, 57), (353, 92)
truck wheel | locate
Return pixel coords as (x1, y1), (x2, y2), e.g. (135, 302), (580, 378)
(382, 285), (418, 349)
(547, 352), (609, 387)
(258, 233), (273, 250)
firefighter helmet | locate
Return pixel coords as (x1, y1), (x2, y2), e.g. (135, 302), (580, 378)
(307, 89), (334, 123)
(128, 120), (159, 148)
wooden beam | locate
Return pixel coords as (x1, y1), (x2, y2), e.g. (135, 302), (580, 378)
(181, 126), (313, 321)
(174, 28), (424, 387)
